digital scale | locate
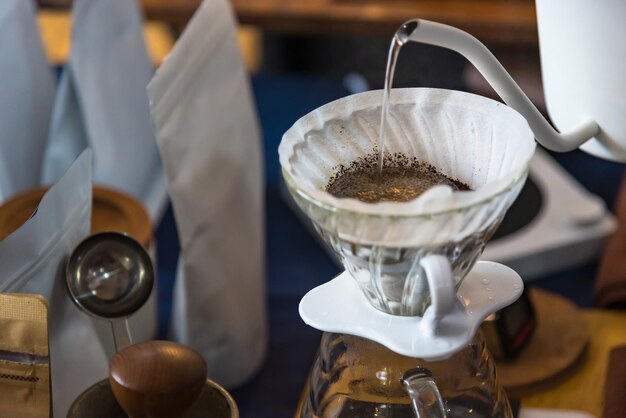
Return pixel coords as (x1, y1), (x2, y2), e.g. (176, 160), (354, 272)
(483, 148), (616, 280)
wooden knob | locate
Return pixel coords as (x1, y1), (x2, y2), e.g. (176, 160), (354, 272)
(109, 341), (207, 418)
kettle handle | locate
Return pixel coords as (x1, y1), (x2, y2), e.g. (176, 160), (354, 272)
(403, 367), (448, 418)
(399, 19), (599, 152)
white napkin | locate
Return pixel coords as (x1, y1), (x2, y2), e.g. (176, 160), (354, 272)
(0, 0), (55, 203)
(148, 0), (267, 387)
(0, 150), (110, 418)
(41, 0), (167, 222)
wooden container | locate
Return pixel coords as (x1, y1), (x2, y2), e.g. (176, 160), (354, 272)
(67, 379), (238, 418)
(0, 185), (151, 247)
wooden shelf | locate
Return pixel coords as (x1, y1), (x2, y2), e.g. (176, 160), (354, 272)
(138, 0), (538, 46)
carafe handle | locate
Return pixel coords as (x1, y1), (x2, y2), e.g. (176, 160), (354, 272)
(403, 367), (447, 418)
(399, 19), (599, 152)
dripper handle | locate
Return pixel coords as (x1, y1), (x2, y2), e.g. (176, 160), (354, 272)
(401, 19), (599, 152)
(403, 368), (447, 418)
(419, 255), (455, 333)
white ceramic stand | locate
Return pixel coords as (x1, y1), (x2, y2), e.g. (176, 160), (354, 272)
(299, 261), (523, 360)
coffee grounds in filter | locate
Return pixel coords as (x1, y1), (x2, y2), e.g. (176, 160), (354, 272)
(326, 153), (470, 203)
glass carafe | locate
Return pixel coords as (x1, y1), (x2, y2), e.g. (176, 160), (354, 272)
(301, 331), (511, 418)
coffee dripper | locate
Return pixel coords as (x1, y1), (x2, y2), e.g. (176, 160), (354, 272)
(279, 88), (536, 417)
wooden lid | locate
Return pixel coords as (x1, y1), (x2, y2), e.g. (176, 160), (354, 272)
(0, 185), (152, 247)
(495, 288), (590, 396)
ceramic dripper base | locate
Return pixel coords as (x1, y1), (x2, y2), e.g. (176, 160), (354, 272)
(299, 261), (523, 360)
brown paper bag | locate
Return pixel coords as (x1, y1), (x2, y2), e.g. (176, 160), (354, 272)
(0, 293), (50, 418)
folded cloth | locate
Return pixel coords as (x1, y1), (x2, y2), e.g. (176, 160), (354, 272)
(41, 0), (167, 222)
(40, 0), (162, 346)
(603, 345), (626, 418)
(0, 150), (110, 418)
(0, 0), (55, 203)
(148, 0), (267, 388)
(595, 175), (626, 308)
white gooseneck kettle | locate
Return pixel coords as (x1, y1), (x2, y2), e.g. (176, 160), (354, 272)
(401, 0), (626, 161)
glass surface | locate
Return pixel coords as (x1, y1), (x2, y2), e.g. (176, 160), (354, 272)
(286, 173), (525, 316)
(280, 89), (533, 316)
(300, 332), (512, 418)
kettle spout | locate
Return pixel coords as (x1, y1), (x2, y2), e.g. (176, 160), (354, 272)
(400, 19), (599, 152)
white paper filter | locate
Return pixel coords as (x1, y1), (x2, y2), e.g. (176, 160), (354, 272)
(280, 88), (536, 247)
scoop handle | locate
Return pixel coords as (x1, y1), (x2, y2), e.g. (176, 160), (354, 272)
(111, 319), (132, 353)
(402, 19), (599, 152)
(109, 341), (207, 418)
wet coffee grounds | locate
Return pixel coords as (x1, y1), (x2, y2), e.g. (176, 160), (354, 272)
(326, 153), (470, 203)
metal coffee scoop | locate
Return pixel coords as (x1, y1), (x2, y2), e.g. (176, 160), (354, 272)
(66, 231), (154, 352)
